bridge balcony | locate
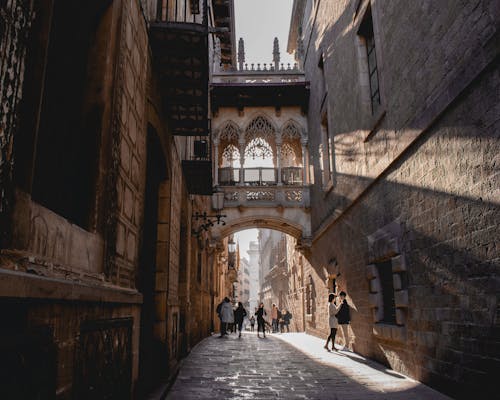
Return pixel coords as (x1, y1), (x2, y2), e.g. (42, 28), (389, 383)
(218, 167), (304, 186)
(217, 166), (310, 208)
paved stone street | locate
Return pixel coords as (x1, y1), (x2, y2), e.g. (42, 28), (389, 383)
(167, 332), (451, 399)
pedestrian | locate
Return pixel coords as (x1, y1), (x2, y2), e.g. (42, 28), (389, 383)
(219, 297), (234, 338)
(282, 309), (292, 333)
(271, 303), (279, 333)
(324, 293), (339, 351)
(279, 309), (286, 333)
(234, 302), (247, 338)
(255, 302), (267, 338)
(336, 291), (352, 350)
(249, 316), (255, 332)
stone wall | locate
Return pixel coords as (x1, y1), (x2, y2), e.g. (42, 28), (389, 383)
(295, 0), (499, 397)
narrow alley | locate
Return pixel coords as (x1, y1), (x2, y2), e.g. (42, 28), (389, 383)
(167, 333), (450, 400)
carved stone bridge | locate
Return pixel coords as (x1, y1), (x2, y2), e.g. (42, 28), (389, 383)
(208, 47), (312, 245)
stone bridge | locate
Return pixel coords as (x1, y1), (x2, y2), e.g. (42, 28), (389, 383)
(210, 184), (311, 245)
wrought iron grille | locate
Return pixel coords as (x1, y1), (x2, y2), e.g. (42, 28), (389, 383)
(74, 318), (133, 400)
(0, 325), (56, 399)
(0, 0), (32, 245)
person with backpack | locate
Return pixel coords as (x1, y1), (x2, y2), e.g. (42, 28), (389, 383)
(336, 291), (352, 350)
(234, 302), (247, 338)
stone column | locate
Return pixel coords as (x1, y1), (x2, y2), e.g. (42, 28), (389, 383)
(238, 139), (245, 186)
(277, 140), (282, 186)
(213, 139), (219, 186)
(301, 139), (309, 185)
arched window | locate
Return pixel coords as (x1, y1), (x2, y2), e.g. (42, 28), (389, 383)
(221, 144), (240, 167)
(245, 115), (275, 141)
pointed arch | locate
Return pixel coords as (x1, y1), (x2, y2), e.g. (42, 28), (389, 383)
(217, 120), (241, 142)
(281, 119), (303, 141)
(244, 114), (276, 142)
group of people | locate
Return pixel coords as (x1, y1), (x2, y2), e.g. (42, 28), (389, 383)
(216, 297), (247, 338)
(216, 299), (293, 338)
(251, 303), (292, 337)
(216, 290), (351, 351)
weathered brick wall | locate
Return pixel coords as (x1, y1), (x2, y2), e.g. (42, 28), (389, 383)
(113, 0), (148, 288)
(300, 0), (500, 397)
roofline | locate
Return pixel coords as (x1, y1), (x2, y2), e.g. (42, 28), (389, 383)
(287, 0), (307, 54)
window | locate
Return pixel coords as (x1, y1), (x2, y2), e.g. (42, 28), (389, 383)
(320, 114), (333, 189)
(375, 260), (396, 324)
(358, 5), (380, 115)
(28, 0), (112, 229)
(197, 252), (202, 284)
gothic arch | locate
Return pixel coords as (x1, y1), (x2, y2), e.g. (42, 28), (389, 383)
(280, 119), (304, 167)
(280, 119), (304, 141)
(216, 120), (241, 143)
(217, 120), (241, 167)
(243, 114), (278, 161)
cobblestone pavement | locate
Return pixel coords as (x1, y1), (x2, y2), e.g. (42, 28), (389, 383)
(166, 332), (451, 400)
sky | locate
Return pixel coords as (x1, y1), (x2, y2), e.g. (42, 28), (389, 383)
(235, 228), (259, 260)
(234, 0), (296, 67)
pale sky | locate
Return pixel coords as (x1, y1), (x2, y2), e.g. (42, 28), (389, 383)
(234, 0), (296, 67)
(235, 228), (259, 259)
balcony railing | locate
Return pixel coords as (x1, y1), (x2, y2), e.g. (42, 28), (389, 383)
(218, 167), (303, 186)
(221, 186), (310, 208)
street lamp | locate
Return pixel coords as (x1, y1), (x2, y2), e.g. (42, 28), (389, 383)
(228, 237), (236, 269)
(228, 238), (236, 253)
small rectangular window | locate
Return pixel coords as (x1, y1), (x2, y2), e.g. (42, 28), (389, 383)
(376, 260), (396, 324)
(197, 252), (202, 284)
(320, 114), (333, 189)
(358, 5), (381, 115)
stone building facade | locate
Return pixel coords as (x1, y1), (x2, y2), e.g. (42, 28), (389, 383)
(0, 0), (235, 398)
(238, 256), (251, 309)
(286, 0), (500, 397)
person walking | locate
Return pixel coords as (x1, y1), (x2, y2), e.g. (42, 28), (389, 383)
(249, 316), (255, 332)
(234, 302), (247, 338)
(324, 293), (340, 351)
(255, 303), (267, 338)
(271, 304), (279, 333)
(219, 297), (234, 338)
(282, 309), (292, 333)
(336, 291), (352, 350)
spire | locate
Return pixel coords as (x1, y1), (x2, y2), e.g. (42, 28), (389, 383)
(238, 37), (245, 71)
(273, 37), (280, 70)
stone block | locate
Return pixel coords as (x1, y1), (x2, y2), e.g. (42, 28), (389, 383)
(155, 271), (168, 292)
(126, 231), (137, 262)
(395, 290), (409, 307)
(366, 264), (378, 279)
(396, 308), (406, 325)
(157, 222), (170, 242)
(368, 292), (382, 308)
(391, 255), (407, 272)
(393, 274), (402, 290)
(123, 184), (135, 220)
(370, 277), (381, 293)
(116, 222), (126, 256)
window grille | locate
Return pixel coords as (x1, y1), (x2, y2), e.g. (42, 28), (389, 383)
(359, 6), (381, 114)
